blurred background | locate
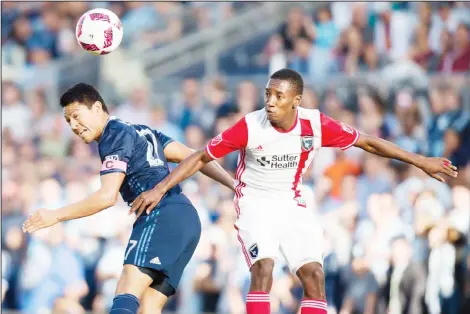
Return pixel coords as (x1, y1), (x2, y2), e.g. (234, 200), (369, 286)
(2, 1), (470, 314)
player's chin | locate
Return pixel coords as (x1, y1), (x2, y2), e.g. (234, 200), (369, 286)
(78, 134), (93, 144)
(266, 114), (278, 123)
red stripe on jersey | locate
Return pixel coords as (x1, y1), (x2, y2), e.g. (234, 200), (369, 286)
(291, 119), (313, 206)
(234, 224), (252, 267)
(234, 149), (246, 217)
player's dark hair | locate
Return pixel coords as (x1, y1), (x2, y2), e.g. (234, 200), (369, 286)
(59, 83), (108, 113)
(270, 68), (304, 95)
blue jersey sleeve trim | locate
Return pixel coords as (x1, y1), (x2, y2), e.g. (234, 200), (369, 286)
(162, 139), (174, 149)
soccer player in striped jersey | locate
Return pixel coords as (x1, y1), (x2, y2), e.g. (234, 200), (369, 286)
(130, 69), (458, 314)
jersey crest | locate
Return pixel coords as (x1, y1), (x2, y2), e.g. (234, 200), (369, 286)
(249, 243), (259, 259)
(211, 134), (223, 146)
(301, 135), (314, 152)
(340, 122), (354, 135)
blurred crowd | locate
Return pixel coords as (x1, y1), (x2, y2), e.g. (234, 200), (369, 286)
(2, 2), (470, 314)
(3, 74), (470, 314)
(1, 1), (257, 69)
(264, 2), (470, 77)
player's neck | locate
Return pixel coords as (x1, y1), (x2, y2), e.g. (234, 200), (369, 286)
(96, 114), (111, 142)
(271, 110), (298, 132)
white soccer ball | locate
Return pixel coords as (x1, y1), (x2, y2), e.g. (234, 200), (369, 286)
(75, 8), (123, 56)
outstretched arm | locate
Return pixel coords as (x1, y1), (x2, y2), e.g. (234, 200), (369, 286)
(163, 141), (234, 191)
(354, 133), (458, 182)
(23, 173), (125, 233)
(319, 113), (458, 183)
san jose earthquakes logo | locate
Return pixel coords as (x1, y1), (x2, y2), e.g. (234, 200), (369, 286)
(249, 243), (259, 259)
(301, 136), (313, 152)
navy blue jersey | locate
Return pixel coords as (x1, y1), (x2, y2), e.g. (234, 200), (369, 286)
(98, 117), (181, 204)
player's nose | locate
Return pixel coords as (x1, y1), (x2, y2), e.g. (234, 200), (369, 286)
(265, 97), (276, 107)
(70, 120), (80, 131)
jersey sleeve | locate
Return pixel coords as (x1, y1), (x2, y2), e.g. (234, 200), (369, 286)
(320, 113), (359, 150)
(449, 111), (470, 134)
(98, 127), (135, 176)
(205, 117), (248, 159)
(154, 130), (174, 149)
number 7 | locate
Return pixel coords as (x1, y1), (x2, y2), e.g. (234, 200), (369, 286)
(125, 240), (138, 260)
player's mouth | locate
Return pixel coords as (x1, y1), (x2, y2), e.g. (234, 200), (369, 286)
(78, 129), (88, 137)
(265, 108), (276, 118)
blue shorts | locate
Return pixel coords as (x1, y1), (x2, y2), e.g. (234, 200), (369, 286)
(124, 194), (201, 291)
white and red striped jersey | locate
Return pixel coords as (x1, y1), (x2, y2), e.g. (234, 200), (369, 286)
(205, 107), (359, 206)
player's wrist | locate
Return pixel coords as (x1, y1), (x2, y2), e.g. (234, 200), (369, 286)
(154, 182), (168, 194)
(55, 208), (67, 222)
(412, 154), (426, 168)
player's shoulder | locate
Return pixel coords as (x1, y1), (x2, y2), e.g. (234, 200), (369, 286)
(244, 108), (269, 127)
(100, 117), (137, 144)
(106, 117), (137, 134)
(297, 107), (321, 122)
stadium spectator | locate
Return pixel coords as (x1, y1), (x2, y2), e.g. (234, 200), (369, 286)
(382, 236), (426, 314)
(438, 22), (470, 73)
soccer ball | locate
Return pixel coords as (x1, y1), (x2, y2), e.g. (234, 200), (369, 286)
(76, 8), (123, 56)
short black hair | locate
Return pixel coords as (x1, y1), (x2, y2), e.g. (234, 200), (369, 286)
(59, 83), (108, 113)
(270, 68), (304, 95)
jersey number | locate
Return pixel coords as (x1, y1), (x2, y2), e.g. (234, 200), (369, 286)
(136, 129), (164, 167)
(125, 240), (138, 260)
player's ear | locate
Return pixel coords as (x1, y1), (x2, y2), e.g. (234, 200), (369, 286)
(293, 95), (302, 109)
(92, 101), (103, 114)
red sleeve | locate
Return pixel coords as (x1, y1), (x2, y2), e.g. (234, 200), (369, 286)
(205, 117), (248, 159)
(320, 113), (359, 150)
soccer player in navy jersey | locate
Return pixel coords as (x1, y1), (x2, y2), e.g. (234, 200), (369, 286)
(22, 83), (234, 314)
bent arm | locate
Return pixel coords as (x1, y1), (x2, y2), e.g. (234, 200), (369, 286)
(157, 149), (213, 194)
(164, 141), (234, 191)
(57, 173), (125, 222)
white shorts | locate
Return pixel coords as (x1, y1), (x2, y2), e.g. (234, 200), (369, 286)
(234, 197), (324, 274)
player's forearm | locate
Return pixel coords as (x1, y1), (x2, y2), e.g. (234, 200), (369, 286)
(157, 150), (209, 193)
(57, 190), (116, 222)
(356, 134), (425, 167)
(200, 160), (234, 191)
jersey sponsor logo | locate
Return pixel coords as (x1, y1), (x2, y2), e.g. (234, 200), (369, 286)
(340, 122), (354, 135)
(301, 136), (314, 152)
(105, 155), (119, 161)
(249, 243), (258, 259)
(256, 156), (270, 166)
(211, 134), (223, 146)
(256, 154), (299, 169)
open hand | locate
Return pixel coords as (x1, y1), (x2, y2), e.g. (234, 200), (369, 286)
(129, 187), (166, 218)
(22, 209), (59, 233)
(418, 157), (458, 183)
